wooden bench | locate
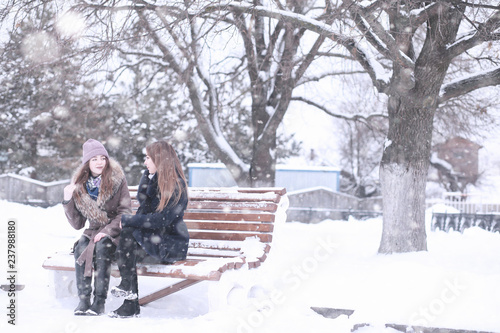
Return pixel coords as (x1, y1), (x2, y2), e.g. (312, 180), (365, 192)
(43, 187), (288, 305)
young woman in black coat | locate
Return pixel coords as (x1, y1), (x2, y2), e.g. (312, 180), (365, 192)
(109, 140), (189, 318)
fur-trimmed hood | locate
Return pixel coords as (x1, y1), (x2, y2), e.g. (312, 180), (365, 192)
(72, 158), (126, 227)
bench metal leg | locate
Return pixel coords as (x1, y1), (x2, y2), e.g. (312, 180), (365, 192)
(139, 279), (202, 305)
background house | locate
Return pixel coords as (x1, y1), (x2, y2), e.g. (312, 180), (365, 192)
(187, 163), (340, 191)
(434, 136), (482, 185)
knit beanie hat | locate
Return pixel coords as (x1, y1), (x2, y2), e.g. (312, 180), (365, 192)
(82, 139), (109, 165)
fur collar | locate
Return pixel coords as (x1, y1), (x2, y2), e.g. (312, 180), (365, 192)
(72, 158), (126, 227)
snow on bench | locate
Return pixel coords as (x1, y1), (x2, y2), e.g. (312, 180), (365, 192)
(43, 187), (288, 305)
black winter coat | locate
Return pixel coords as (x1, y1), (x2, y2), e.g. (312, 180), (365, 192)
(121, 170), (189, 263)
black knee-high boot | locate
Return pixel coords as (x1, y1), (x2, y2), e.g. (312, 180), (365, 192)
(87, 238), (115, 316)
(109, 299), (140, 318)
(111, 227), (139, 299)
(74, 237), (92, 315)
(110, 227), (141, 318)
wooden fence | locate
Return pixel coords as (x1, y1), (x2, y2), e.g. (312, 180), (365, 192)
(286, 186), (383, 222)
(0, 173), (70, 207)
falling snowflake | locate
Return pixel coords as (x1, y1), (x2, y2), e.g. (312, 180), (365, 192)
(55, 11), (86, 39)
(21, 32), (59, 64)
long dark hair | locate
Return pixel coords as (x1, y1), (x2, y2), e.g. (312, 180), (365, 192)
(146, 141), (187, 212)
(74, 157), (112, 197)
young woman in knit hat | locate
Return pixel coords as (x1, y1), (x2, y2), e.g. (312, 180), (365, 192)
(109, 140), (189, 318)
(63, 139), (132, 316)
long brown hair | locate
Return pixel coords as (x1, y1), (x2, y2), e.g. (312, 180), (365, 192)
(146, 140), (187, 212)
(73, 156), (112, 199)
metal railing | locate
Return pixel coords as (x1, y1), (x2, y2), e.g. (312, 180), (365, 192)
(426, 192), (500, 214)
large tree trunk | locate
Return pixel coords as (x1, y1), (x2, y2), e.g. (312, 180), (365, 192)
(250, 131), (276, 187)
(248, 76), (276, 187)
(378, 3), (464, 253)
(378, 97), (434, 253)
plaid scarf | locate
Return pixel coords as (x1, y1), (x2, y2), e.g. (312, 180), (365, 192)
(86, 175), (101, 201)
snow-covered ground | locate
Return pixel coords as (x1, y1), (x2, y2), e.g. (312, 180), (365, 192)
(1, 200), (500, 333)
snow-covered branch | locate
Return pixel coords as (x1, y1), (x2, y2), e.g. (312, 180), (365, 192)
(350, 2), (415, 70)
(113, 48), (164, 60)
(215, 2), (390, 92)
(352, 13), (395, 62)
(446, 9), (500, 60)
(409, 2), (442, 31)
(136, 7), (248, 175)
(439, 67), (500, 104)
(294, 35), (326, 87)
(136, 10), (183, 74)
(76, 1), (185, 17)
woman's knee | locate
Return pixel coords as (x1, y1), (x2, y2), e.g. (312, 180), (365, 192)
(73, 236), (90, 259)
(95, 237), (115, 256)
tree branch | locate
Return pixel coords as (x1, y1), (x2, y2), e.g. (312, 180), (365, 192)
(292, 96), (387, 124)
(294, 35), (326, 83)
(349, 1), (415, 70)
(231, 8), (260, 87)
(409, 2), (441, 31)
(135, 10), (183, 74)
(439, 67), (500, 104)
(446, 9), (500, 60)
(296, 70), (367, 86)
(217, 2), (390, 93)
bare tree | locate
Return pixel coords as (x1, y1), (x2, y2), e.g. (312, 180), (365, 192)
(0, 2), (107, 180)
(68, 0), (367, 186)
(225, 1), (500, 253)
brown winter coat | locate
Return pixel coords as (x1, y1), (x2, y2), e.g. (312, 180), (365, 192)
(63, 158), (132, 277)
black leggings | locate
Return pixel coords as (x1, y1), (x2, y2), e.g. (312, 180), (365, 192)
(74, 236), (116, 298)
(115, 227), (162, 295)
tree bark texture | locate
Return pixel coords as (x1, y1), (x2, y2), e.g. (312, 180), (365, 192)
(378, 3), (464, 253)
(379, 99), (434, 253)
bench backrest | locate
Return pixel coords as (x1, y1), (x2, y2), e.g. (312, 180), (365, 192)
(128, 186), (288, 265)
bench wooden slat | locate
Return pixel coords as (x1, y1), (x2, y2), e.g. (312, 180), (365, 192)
(187, 200), (278, 212)
(188, 187), (287, 196)
(185, 221), (274, 232)
(189, 192), (281, 203)
(189, 231), (272, 243)
(186, 248), (250, 258)
(188, 240), (244, 251)
(133, 257), (248, 280)
(133, 200), (279, 213)
(184, 211), (276, 223)
(188, 240), (271, 254)
(234, 187), (287, 195)
(129, 187), (285, 203)
(42, 252), (244, 281)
